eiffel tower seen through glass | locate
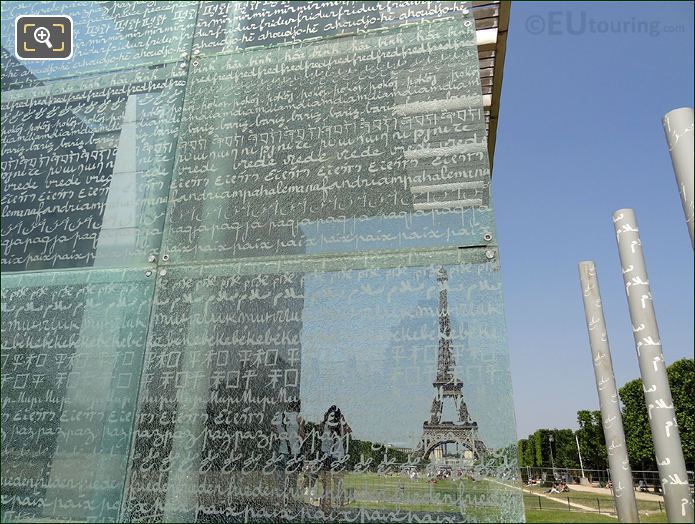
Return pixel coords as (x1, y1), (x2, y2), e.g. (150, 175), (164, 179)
(421, 267), (487, 463)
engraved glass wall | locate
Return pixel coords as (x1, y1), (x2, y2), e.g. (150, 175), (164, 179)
(1, 2), (523, 523)
(162, 15), (492, 263)
(1, 269), (155, 522)
(122, 250), (521, 522)
(1, 2), (198, 90)
(1, 63), (188, 272)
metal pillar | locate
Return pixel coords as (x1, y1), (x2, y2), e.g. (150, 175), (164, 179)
(578, 261), (639, 523)
(662, 107), (694, 248)
(575, 433), (586, 481)
(548, 433), (556, 479)
(612, 209), (694, 522)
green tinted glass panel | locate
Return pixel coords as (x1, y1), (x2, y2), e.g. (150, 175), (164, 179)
(1, 1), (198, 90)
(192, 1), (471, 55)
(162, 16), (493, 264)
(1, 268), (155, 523)
(1, 63), (187, 272)
(2, 2), (521, 523)
(122, 248), (522, 522)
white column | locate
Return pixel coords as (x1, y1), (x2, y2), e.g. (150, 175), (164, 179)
(578, 261), (639, 523)
(662, 107), (694, 248)
(612, 209), (693, 522)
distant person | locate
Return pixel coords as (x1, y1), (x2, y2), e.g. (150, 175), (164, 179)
(319, 405), (352, 513)
(271, 399), (305, 505)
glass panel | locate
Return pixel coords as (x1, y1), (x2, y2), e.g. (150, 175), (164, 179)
(1, 63), (187, 272)
(162, 16), (493, 264)
(0, 267), (155, 523)
(0, 1), (198, 90)
(192, 1), (471, 55)
(122, 248), (522, 522)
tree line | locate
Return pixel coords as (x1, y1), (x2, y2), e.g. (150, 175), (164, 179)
(517, 358), (694, 472)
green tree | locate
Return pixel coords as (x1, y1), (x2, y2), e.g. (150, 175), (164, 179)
(552, 428), (579, 468)
(524, 436), (536, 467)
(576, 410), (607, 470)
(534, 431), (543, 467)
(519, 428), (583, 470)
(668, 358), (694, 470)
(619, 377), (654, 470)
(620, 358), (694, 471)
(517, 439), (528, 467)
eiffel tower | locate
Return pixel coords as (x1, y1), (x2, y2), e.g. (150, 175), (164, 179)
(420, 267), (486, 461)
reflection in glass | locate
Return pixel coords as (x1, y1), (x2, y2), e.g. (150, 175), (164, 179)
(1, 2), (521, 522)
(0, 1), (198, 89)
(123, 250), (523, 522)
(0, 268), (154, 523)
(162, 16), (492, 264)
(1, 65), (187, 271)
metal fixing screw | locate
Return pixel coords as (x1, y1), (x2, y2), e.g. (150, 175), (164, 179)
(192, 59), (199, 67)
(147, 255), (156, 263)
(179, 62), (187, 70)
(159, 269), (167, 277)
(162, 254), (170, 262)
(180, 51), (188, 59)
(193, 48), (200, 56)
(145, 270), (152, 277)
(483, 233), (493, 242)
(485, 249), (496, 260)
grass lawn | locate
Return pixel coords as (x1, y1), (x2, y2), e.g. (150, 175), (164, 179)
(525, 509), (617, 522)
(305, 472), (668, 522)
(313, 471), (523, 519)
(524, 485), (666, 513)
(637, 513), (669, 523)
(525, 508), (668, 523)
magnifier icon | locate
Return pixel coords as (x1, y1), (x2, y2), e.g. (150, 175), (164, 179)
(33, 26), (53, 48)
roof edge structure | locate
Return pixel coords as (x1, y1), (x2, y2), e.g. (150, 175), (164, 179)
(473, 0), (510, 172)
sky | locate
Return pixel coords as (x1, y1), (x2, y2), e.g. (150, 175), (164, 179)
(493, 1), (695, 438)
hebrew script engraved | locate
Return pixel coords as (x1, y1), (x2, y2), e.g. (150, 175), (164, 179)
(0, 269), (154, 523)
(1, 65), (187, 271)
